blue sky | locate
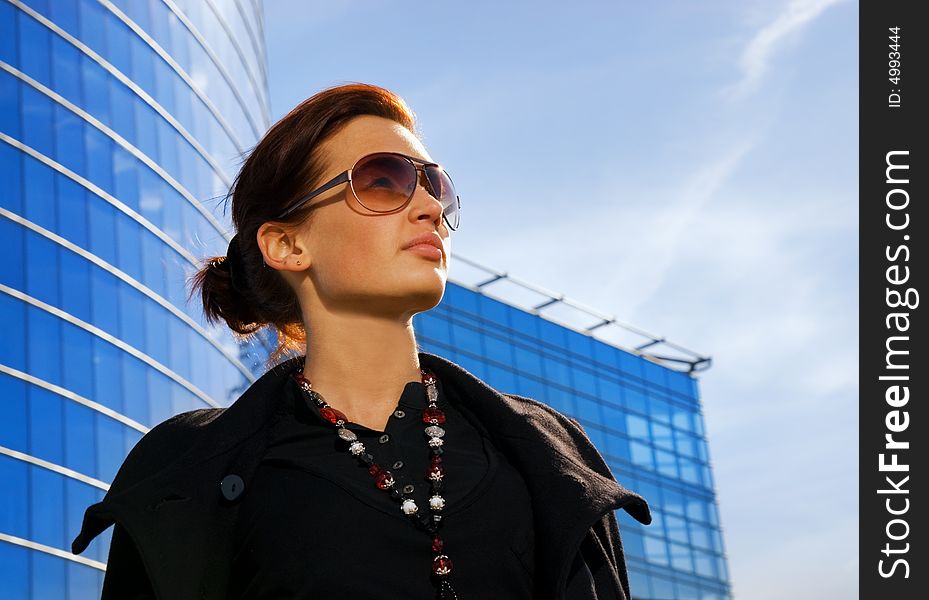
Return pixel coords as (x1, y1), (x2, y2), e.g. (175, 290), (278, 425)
(263, 1), (858, 598)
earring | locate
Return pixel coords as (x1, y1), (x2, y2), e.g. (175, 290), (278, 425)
(296, 260), (301, 265)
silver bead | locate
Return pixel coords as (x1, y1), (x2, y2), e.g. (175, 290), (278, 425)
(428, 436), (444, 448)
(425, 425), (445, 438)
(348, 441), (365, 455)
(429, 495), (445, 511)
(338, 428), (357, 442)
(401, 498), (419, 515)
(427, 386), (438, 403)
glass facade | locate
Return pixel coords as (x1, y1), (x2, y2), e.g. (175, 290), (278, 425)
(0, 0), (269, 596)
(414, 284), (732, 600)
(0, 2), (730, 599)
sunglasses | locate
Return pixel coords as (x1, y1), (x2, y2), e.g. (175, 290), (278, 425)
(275, 151), (461, 230)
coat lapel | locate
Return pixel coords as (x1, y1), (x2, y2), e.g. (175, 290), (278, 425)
(72, 351), (650, 600)
(418, 352), (651, 597)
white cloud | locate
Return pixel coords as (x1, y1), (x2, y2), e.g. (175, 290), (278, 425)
(727, 0), (848, 99)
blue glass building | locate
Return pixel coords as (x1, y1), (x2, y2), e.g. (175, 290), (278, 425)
(0, 2), (730, 598)
(414, 261), (732, 600)
(1, 0), (270, 596)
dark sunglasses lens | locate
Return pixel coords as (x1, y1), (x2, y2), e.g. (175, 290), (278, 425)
(425, 167), (459, 230)
(351, 154), (417, 211)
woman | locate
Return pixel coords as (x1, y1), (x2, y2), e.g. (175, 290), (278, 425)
(70, 83), (651, 600)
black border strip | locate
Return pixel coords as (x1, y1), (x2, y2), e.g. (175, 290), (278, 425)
(860, 1), (926, 596)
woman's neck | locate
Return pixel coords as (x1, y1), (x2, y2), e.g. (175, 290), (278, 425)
(301, 317), (424, 431)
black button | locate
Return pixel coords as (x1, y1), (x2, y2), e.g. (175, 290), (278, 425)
(394, 409), (406, 418)
(220, 474), (245, 501)
(379, 434), (390, 444)
(392, 460), (404, 469)
(403, 484), (415, 494)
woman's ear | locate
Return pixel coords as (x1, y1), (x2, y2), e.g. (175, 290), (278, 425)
(256, 222), (311, 272)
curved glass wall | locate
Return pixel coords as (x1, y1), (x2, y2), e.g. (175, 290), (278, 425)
(0, 0), (269, 595)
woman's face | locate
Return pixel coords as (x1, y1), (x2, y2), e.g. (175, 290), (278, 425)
(275, 114), (451, 321)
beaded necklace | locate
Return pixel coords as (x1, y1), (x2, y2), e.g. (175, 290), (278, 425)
(291, 360), (460, 599)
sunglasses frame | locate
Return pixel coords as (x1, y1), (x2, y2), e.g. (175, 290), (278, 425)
(274, 151), (460, 230)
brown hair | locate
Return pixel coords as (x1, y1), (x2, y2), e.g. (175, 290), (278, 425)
(187, 83), (420, 368)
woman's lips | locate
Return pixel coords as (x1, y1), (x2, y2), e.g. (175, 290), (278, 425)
(404, 243), (443, 261)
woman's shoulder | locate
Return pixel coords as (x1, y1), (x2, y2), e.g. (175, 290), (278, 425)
(110, 408), (225, 490)
(136, 408), (224, 453)
(71, 408), (228, 555)
(498, 391), (586, 431)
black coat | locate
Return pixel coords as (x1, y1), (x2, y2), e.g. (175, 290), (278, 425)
(71, 351), (652, 599)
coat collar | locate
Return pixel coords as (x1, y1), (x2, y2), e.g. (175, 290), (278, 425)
(73, 350), (650, 599)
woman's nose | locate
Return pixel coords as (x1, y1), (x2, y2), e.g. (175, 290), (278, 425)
(417, 169), (437, 199)
(412, 170), (444, 222)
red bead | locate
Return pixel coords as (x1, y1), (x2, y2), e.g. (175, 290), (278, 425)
(368, 464), (381, 476)
(422, 370), (437, 386)
(319, 406), (347, 425)
(374, 470), (395, 490)
(431, 536), (444, 553)
(422, 408), (446, 424)
(427, 464), (443, 479)
(432, 555), (453, 576)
